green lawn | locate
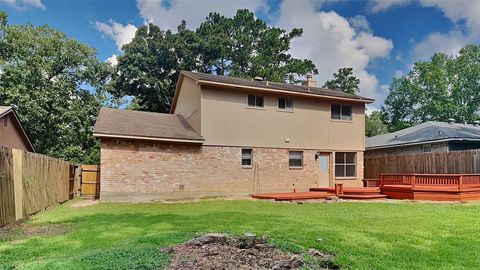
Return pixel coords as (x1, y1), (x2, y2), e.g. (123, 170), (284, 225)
(1, 199), (480, 270)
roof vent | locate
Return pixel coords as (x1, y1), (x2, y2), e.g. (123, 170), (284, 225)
(447, 118), (455, 124)
(474, 120), (480, 127)
(253, 76), (263, 81)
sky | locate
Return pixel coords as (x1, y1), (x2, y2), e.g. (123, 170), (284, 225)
(2, 0), (479, 110)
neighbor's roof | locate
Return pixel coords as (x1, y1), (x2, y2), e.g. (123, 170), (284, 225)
(0, 106), (36, 152)
(366, 121), (480, 150)
(171, 71), (374, 112)
(93, 108), (204, 143)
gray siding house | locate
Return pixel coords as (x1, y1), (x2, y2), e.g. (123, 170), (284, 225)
(366, 121), (480, 155)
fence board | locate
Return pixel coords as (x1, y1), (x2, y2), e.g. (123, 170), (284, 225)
(0, 146), (72, 227)
(365, 149), (480, 179)
(0, 147), (15, 227)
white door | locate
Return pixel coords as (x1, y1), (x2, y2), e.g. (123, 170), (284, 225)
(319, 153), (331, 187)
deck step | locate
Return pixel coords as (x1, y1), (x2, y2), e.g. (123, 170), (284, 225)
(310, 187), (381, 195)
(338, 194), (387, 200)
(252, 191), (333, 201)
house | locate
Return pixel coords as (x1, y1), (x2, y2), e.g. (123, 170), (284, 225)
(93, 71), (374, 202)
(0, 106), (35, 152)
(366, 120), (480, 155)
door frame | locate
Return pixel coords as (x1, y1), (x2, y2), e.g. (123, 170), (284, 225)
(317, 151), (333, 187)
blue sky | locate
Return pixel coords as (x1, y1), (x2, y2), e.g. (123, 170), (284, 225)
(2, 0), (479, 110)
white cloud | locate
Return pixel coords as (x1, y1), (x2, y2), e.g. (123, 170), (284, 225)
(366, 105), (380, 116)
(95, 20), (137, 51)
(276, 0), (394, 100)
(0, 0), (45, 10)
(419, 0), (480, 36)
(106, 55), (118, 66)
(369, 0), (411, 12)
(412, 30), (470, 60)
(394, 70), (403, 78)
(348, 15), (372, 33)
(136, 0), (268, 30)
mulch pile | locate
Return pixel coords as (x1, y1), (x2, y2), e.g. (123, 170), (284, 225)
(161, 233), (339, 270)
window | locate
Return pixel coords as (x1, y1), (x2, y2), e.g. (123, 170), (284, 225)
(278, 97), (294, 111)
(331, 104), (352, 121)
(247, 94), (264, 108)
(423, 144), (432, 153)
(289, 151), (303, 168)
(335, 152), (356, 178)
(242, 149), (252, 167)
(3, 116), (7, 127)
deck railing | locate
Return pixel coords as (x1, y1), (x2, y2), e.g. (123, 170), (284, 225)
(381, 173), (480, 191)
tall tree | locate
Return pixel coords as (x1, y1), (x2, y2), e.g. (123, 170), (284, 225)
(323, 67), (360, 94)
(365, 111), (388, 137)
(0, 12), (111, 163)
(113, 9), (318, 113)
(382, 44), (480, 131)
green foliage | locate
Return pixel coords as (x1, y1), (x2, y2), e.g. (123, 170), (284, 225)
(382, 44), (480, 131)
(1, 200), (480, 269)
(0, 11), (111, 163)
(365, 111), (388, 137)
(114, 9), (318, 112)
(323, 67), (360, 94)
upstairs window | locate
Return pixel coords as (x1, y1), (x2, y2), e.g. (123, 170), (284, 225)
(278, 97), (294, 111)
(331, 104), (352, 121)
(242, 149), (252, 167)
(289, 151), (303, 168)
(247, 94), (264, 108)
(335, 152), (356, 178)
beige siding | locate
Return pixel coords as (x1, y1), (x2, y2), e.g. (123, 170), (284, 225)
(0, 114), (30, 151)
(173, 76), (201, 133)
(366, 142), (449, 156)
(200, 87), (365, 151)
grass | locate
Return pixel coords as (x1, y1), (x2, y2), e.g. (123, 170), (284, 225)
(1, 199), (480, 269)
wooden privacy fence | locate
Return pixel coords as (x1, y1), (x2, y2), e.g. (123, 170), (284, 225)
(365, 149), (480, 179)
(0, 147), (78, 227)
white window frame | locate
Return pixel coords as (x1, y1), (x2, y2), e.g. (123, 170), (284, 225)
(247, 94), (264, 108)
(335, 152), (356, 178)
(277, 97), (294, 112)
(331, 104), (352, 121)
(242, 148), (253, 168)
(289, 151), (303, 169)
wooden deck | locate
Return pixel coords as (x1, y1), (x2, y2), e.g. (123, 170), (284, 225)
(380, 174), (480, 201)
(252, 186), (386, 201)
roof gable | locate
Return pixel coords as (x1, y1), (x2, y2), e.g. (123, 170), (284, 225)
(0, 106), (36, 152)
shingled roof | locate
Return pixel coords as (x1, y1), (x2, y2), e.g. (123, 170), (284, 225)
(180, 71), (374, 102)
(93, 108), (204, 143)
(366, 121), (480, 150)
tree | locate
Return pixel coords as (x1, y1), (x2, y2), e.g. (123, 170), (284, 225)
(323, 67), (360, 94)
(0, 12), (111, 163)
(382, 44), (480, 131)
(113, 9), (318, 113)
(365, 111), (388, 137)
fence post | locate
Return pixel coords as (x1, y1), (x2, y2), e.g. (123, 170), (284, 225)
(412, 175), (416, 191)
(12, 149), (23, 221)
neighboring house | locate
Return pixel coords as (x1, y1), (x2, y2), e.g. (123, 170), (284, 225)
(0, 106), (35, 152)
(94, 71), (374, 201)
(366, 120), (480, 155)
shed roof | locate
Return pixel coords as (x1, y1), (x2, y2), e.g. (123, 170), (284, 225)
(366, 121), (480, 150)
(93, 108), (204, 143)
(0, 106), (36, 152)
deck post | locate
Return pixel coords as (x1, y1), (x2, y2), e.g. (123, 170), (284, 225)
(459, 175), (463, 192)
(411, 175), (416, 191)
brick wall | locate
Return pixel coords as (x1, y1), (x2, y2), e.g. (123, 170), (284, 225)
(100, 139), (363, 202)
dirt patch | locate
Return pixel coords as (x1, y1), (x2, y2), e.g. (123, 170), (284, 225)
(161, 233), (339, 270)
(71, 199), (100, 208)
(0, 222), (71, 242)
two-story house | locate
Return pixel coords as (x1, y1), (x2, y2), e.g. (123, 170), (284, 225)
(93, 71), (374, 202)
(0, 106), (35, 152)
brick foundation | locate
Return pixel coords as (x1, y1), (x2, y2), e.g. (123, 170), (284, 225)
(100, 139), (363, 202)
